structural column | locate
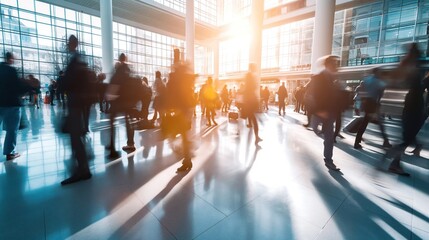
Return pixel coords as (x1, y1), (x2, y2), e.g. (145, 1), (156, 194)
(213, 41), (219, 80)
(249, 0), (264, 89)
(100, 0), (114, 79)
(310, 0), (336, 74)
(186, 0), (195, 72)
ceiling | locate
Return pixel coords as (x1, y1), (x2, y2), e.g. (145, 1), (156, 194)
(39, 0), (219, 42)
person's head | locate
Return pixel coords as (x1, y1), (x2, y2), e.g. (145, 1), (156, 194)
(5, 52), (14, 64)
(324, 55), (340, 73)
(155, 71), (161, 79)
(28, 74), (34, 79)
(371, 67), (383, 78)
(282, 82), (285, 86)
(68, 35), (78, 52)
(207, 77), (213, 85)
(142, 76), (148, 85)
(119, 53), (127, 63)
(59, 70), (64, 76)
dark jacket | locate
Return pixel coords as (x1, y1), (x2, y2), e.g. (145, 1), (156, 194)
(308, 70), (337, 113)
(0, 62), (28, 107)
(278, 85), (288, 101)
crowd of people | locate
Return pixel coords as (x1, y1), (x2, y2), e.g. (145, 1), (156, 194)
(0, 35), (428, 185)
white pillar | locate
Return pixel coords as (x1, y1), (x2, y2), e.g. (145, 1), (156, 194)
(213, 41), (219, 80)
(186, 0), (195, 72)
(249, 0), (264, 89)
(100, 0), (114, 79)
(310, 0), (336, 74)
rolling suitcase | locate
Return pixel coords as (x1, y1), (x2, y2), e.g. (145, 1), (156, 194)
(343, 116), (364, 134)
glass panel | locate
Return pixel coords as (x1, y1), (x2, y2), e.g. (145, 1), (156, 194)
(54, 6), (65, 19)
(65, 9), (76, 22)
(1, 0), (17, 7)
(19, 1), (34, 11)
(35, 1), (50, 15)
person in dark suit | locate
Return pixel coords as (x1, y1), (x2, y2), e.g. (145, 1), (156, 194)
(307, 55), (340, 171)
(60, 35), (93, 185)
(277, 82), (288, 116)
(108, 53), (138, 157)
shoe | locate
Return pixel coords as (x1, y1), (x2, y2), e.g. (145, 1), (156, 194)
(388, 166), (410, 176)
(206, 123), (211, 127)
(337, 134), (345, 139)
(6, 153), (20, 161)
(176, 163), (192, 173)
(325, 162), (340, 171)
(303, 123), (309, 128)
(255, 137), (263, 144)
(108, 150), (121, 159)
(383, 141), (392, 148)
(354, 143), (362, 149)
(61, 172), (92, 185)
(410, 144), (422, 157)
(213, 121), (218, 126)
(122, 145), (136, 152)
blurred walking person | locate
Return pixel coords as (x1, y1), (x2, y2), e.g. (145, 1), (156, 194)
(385, 43), (426, 176)
(164, 62), (196, 172)
(277, 82), (288, 116)
(0, 52), (32, 160)
(151, 71), (166, 124)
(60, 35), (93, 185)
(243, 63), (262, 145)
(306, 55), (340, 171)
(353, 68), (391, 149)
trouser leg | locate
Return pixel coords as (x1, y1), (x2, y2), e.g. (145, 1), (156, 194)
(322, 116), (334, 161)
(2, 107), (20, 155)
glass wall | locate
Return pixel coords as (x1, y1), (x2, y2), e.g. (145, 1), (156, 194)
(0, 0), (212, 86)
(256, 0), (429, 75)
(219, 36), (250, 76)
(152, 0), (217, 26)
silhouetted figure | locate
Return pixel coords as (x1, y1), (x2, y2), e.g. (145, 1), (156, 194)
(28, 74), (41, 109)
(140, 77), (152, 121)
(60, 35), (93, 185)
(221, 85), (229, 113)
(354, 68), (391, 149)
(277, 82), (288, 116)
(202, 77), (218, 126)
(306, 55), (340, 171)
(262, 86), (270, 111)
(386, 43), (426, 176)
(151, 71), (166, 124)
(56, 71), (66, 108)
(48, 79), (57, 106)
(164, 62), (196, 172)
(108, 53), (139, 157)
(244, 63), (262, 145)
(0, 52), (33, 161)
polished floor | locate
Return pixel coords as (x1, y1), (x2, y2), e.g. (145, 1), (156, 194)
(1, 103), (429, 240)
